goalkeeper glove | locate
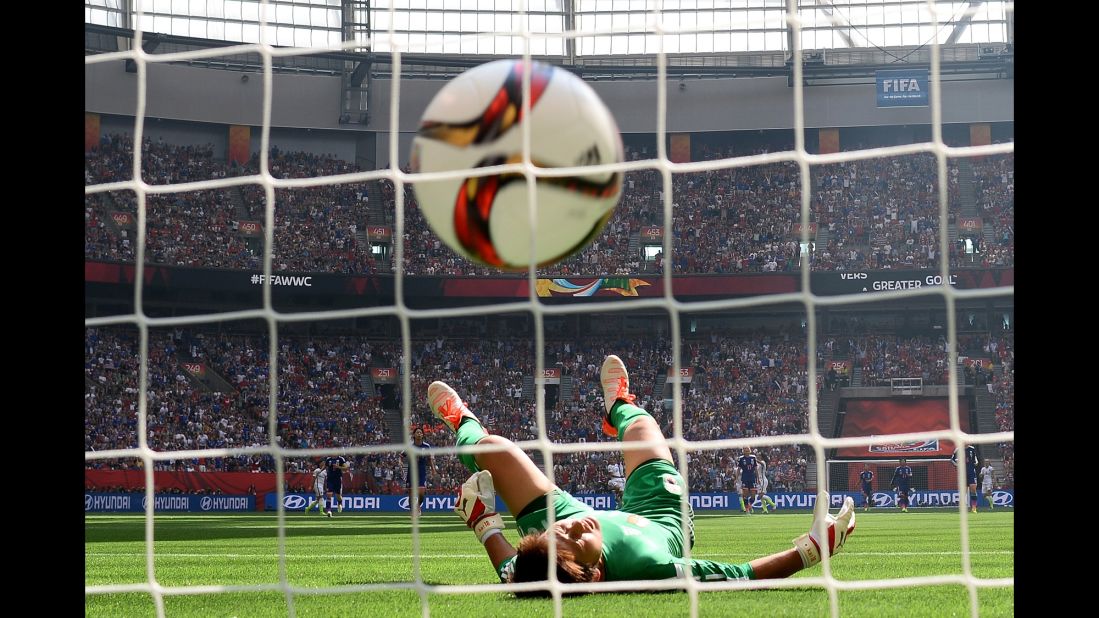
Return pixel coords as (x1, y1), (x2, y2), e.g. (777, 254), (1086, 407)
(792, 493), (856, 568)
(454, 470), (505, 544)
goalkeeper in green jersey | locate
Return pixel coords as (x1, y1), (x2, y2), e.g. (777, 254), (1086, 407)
(430, 355), (855, 594)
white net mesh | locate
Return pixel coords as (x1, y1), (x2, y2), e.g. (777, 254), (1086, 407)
(85, 2), (1014, 617)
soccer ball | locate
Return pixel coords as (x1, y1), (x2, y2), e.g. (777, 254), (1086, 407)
(410, 59), (623, 270)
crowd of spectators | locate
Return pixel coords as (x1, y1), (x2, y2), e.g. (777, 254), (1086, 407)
(86, 325), (1016, 495)
(237, 147), (377, 274)
(86, 134), (1013, 276)
(981, 334), (1014, 488)
(84, 135), (375, 273)
(86, 326), (834, 495)
(84, 134), (259, 269)
(970, 153), (1014, 268)
(857, 335), (953, 386)
(814, 152), (950, 271)
(846, 332), (1013, 387)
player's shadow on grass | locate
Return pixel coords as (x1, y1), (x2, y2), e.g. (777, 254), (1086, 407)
(85, 520), (472, 543)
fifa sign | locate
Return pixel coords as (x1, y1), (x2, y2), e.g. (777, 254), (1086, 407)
(876, 69), (929, 107)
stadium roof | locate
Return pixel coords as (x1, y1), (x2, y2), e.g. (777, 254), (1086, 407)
(86, 1), (1011, 59)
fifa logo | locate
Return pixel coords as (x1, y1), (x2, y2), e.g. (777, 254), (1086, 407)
(882, 78), (921, 93)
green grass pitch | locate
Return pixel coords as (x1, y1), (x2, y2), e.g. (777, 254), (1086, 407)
(86, 509), (1013, 617)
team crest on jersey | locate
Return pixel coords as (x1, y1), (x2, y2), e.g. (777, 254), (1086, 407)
(626, 514), (651, 527)
(662, 473), (683, 495)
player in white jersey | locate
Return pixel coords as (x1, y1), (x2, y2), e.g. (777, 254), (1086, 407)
(757, 460), (778, 513)
(305, 465), (328, 513)
(979, 464), (996, 510)
(606, 461), (626, 503)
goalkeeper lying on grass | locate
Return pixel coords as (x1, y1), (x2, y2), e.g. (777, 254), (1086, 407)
(429, 354), (856, 595)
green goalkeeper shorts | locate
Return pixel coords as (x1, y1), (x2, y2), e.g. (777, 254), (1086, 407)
(512, 459), (694, 550)
(619, 458), (695, 552)
(514, 489), (592, 536)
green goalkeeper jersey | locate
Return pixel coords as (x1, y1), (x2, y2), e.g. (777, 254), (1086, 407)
(497, 459), (754, 583)
(591, 509), (753, 581)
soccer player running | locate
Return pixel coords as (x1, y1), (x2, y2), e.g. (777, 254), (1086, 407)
(323, 455), (350, 517)
(305, 461), (328, 514)
(979, 461), (996, 510)
(432, 354), (856, 591)
(951, 444), (981, 513)
(890, 458), (913, 513)
(859, 463), (875, 512)
(403, 426), (435, 516)
(756, 458), (778, 514)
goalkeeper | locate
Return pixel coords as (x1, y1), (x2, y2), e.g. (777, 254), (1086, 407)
(430, 354), (856, 593)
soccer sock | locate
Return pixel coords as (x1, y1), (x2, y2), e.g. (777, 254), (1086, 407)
(608, 400), (653, 441)
(765, 495), (776, 508)
(970, 492), (978, 508)
(739, 496), (746, 512)
(456, 417), (489, 472)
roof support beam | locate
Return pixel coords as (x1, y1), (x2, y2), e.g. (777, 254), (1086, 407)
(946, 1), (984, 45)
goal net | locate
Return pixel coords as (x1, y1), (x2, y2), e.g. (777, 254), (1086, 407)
(85, 1), (1015, 617)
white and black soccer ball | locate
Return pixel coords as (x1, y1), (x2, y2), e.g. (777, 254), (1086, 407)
(410, 59), (623, 270)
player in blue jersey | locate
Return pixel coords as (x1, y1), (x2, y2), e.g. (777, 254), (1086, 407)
(736, 448), (760, 515)
(324, 455), (350, 517)
(890, 459), (913, 512)
(951, 444), (981, 513)
(859, 463), (875, 512)
(403, 426), (435, 516)
(430, 355), (856, 594)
